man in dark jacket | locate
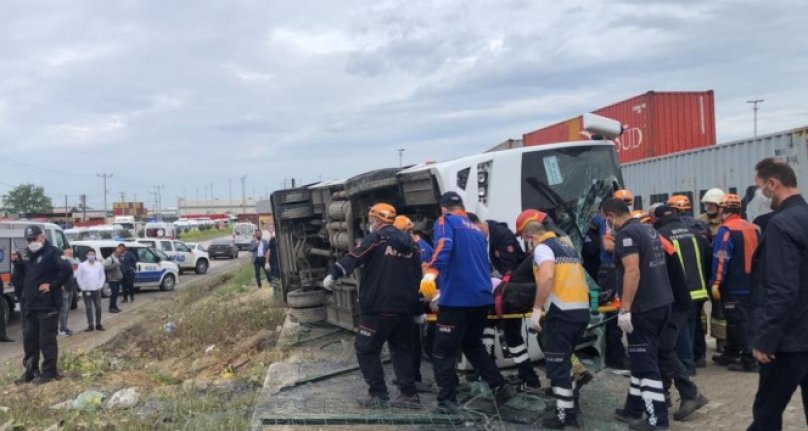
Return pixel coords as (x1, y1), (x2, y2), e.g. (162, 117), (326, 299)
(748, 158), (808, 430)
(323, 203), (423, 409)
(11, 225), (72, 385)
(120, 244), (138, 302)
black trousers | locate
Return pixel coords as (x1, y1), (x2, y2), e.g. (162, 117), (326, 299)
(722, 294), (752, 362)
(23, 310), (59, 379)
(253, 258), (269, 286)
(121, 272), (135, 298)
(748, 351), (808, 431)
(413, 323), (423, 382)
(659, 309), (698, 401)
(433, 305), (506, 404)
(483, 318), (540, 385)
(355, 313), (416, 398)
(598, 265), (627, 365)
(693, 300), (707, 360)
(544, 316), (588, 413)
(624, 305), (671, 428)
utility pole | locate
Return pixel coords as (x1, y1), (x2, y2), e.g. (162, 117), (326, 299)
(747, 99), (764, 137)
(209, 182), (214, 201)
(240, 175), (247, 214)
(154, 185), (164, 221)
(97, 173), (113, 216)
(81, 194), (87, 222)
(398, 148), (405, 168)
(228, 179), (233, 213)
(119, 192), (126, 203)
(64, 195), (69, 227)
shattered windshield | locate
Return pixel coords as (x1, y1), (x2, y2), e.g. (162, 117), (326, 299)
(521, 145), (623, 249)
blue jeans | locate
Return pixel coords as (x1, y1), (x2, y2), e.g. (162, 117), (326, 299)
(253, 258), (269, 287)
(108, 281), (121, 310)
(675, 300), (703, 371)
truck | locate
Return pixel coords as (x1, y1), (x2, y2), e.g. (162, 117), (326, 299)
(271, 114), (625, 364)
(0, 222), (71, 325)
(232, 223), (258, 251)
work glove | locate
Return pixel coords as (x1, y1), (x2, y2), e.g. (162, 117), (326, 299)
(617, 311), (634, 334)
(711, 284), (721, 301)
(529, 308), (543, 332)
(413, 314), (427, 325)
(322, 275), (336, 291)
(419, 273), (438, 300)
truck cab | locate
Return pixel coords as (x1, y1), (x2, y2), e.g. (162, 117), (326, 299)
(135, 238), (210, 274)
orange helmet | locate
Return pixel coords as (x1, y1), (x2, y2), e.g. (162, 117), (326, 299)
(718, 194), (742, 209)
(668, 195), (692, 211)
(393, 215), (414, 231)
(368, 203), (396, 224)
(631, 210), (652, 224)
(515, 209), (548, 236)
(614, 189), (634, 204)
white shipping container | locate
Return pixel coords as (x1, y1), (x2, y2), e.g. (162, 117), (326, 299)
(621, 126), (808, 218)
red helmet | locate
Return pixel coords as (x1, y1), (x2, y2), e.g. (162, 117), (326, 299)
(719, 194), (742, 209)
(515, 209), (548, 236)
(614, 189), (634, 204)
(368, 203), (396, 224)
(668, 195), (692, 211)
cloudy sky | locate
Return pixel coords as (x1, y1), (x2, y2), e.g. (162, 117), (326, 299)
(0, 0), (806, 210)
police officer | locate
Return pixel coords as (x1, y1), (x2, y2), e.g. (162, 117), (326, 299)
(420, 192), (514, 412)
(710, 194), (760, 372)
(653, 205), (711, 373)
(641, 211), (709, 421)
(593, 189), (634, 371)
(323, 204), (423, 409)
(11, 225), (72, 385)
(514, 209), (590, 429)
(468, 213), (542, 393)
(603, 199), (674, 431)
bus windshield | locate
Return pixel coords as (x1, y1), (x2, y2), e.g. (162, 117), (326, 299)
(521, 144), (623, 248)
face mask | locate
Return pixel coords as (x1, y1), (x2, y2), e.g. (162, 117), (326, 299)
(367, 223), (377, 233)
(28, 242), (43, 252)
(88, 255), (97, 262)
(755, 187), (773, 208)
(605, 217), (615, 232)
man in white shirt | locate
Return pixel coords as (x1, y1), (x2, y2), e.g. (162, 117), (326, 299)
(76, 251), (106, 332)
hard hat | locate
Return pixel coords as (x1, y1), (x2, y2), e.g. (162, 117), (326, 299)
(368, 203), (396, 224)
(393, 215), (414, 231)
(515, 209), (548, 236)
(718, 194), (742, 209)
(701, 188), (726, 205)
(668, 195), (692, 211)
(631, 210), (652, 224)
(614, 189), (634, 204)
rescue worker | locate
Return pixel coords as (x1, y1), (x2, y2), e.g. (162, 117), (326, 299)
(748, 158), (808, 430)
(643, 209), (709, 421)
(420, 192), (515, 412)
(698, 188), (726, 237)
(603, 199), (674, 431)
(468, 213), (542, 393)
(667, 195), (711, 242)
(392, 215), (433, 393)
(698, 188), (728, 363)
(11, 225), (72, 385)
(653, 205), (711, 374)
(322, 204), (423, 408)
(709, 194), (760, 372)
(514, 209), (590, 429)
(593, 189), (634, 371)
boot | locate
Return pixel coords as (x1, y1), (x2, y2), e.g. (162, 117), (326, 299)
(615, 408), (644, 424)
(630, 421), (670, 431)
(674, 393), (708, 421)
(712, 353), (739, 366)
(492, 383), (516, 405)
(389, 393), (421, 409)
(356, 395), (389, 409)
(542, 409), (581, 429)
(728, 358), (758, 372)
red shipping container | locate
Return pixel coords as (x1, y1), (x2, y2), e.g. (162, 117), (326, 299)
(523, 91), (717, 164)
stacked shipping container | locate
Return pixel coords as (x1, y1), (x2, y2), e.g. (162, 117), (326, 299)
(523, 91), (717, 164)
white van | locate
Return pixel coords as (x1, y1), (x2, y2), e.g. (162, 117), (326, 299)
(144, 222), (177, 239)
(233, 223), (257, 251)
(0, 221), (71, 324)
(71, 240), (179, 292)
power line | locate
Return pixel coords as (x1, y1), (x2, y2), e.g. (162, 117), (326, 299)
(747, 99), (765, 137)
(98, 173), (113, 215)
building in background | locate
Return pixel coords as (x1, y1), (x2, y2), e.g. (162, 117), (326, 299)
(523, 91), (717, 164)
(486, 138), (523, 152)
(176, 198), (259, 216)
(113, 201), (147, 217)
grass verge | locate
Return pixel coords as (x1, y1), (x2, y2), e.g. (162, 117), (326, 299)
(176, 228), (231, 243)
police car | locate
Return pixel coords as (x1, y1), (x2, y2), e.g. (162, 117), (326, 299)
(71, 241), (179, 292)
(135, 239), (210, 275)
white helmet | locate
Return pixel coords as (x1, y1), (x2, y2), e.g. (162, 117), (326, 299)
(701, 188), (725, 205)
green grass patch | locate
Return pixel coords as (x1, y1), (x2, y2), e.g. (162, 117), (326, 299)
(176, 228), (231, 243)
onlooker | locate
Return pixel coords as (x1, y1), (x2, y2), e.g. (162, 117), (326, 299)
(58, 248), (79, 337)
(0, 279), (13, 342)
(120, 244), (137, 302)
(250, 230), (270, 288)
(748, 158), (808, 430)
(11, 225), (73, 385)
(267, 234), (279, 281)
(104, 245), (124, 313)
(76, 251), (106, 332)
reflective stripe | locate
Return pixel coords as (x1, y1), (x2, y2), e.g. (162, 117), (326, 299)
(512, 352), (530, 363)
(642, 390), (667, 402)
(630, 376), (641, 385)
(690, 237), (709, 300)
(553, 387), (574, 397)
(557, 399), (575, 409)
(640, 379), (664, 389)
(629, 387), (641, 396)
(548, 297), (590, 311)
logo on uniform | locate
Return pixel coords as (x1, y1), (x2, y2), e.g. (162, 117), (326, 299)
(622, 238), (634, 247)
